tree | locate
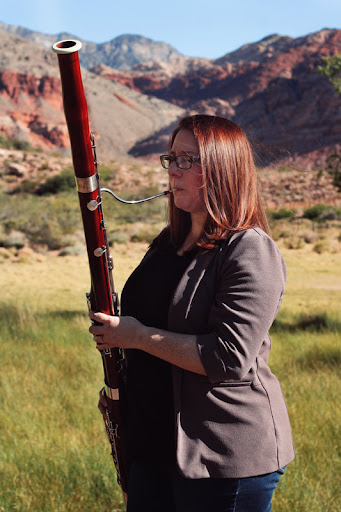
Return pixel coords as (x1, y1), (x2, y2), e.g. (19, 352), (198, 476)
(317, 54), (341, 96)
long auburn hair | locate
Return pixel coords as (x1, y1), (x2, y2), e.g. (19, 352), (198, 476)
(166, 115), (269, 250)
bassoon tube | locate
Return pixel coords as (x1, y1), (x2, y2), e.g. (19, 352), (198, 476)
(53, 39), (176, 205)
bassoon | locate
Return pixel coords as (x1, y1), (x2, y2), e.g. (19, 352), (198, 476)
(52, 39), (129, 496)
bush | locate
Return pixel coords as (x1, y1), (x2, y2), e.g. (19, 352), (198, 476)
(13, 180), (38, 194)
(0, 134), (32, 151)
(284, 237), (305, 250)
(36, 168), (75, 195)
(268, 208), (295, 220)
(301, 230), (319, 244)
(302, 204), (341, 222)
(0, 236), (25, 250)
(303, 204), (328, 220)
(58, 246), (85, 257)
(25, 220), (71, 250)
(108, 231), (130, 246)
(0, 247), (11, 262)
(313, 240), (331, 254)
(130, 226), (160, 244)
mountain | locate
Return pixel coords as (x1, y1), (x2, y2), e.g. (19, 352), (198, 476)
(0, 22), (183, 70)
(93, 29), (341, 167)
(0, 30), (185, 159)
(0, 22), (340, 169)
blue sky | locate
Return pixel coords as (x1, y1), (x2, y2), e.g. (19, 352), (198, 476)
(1, 0), (340, 59)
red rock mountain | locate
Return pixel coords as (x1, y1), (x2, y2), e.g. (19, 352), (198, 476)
(0, 27), (340, 168)
(0, 31), (185, 159)
(93, 30), (341, 168)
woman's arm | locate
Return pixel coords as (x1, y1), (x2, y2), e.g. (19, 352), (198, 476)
(89, 311), (207, 375)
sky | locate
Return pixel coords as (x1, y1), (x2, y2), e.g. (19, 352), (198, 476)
(1, 0), (340, 59)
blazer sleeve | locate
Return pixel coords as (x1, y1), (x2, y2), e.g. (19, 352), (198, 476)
(196, 228), (287, 383)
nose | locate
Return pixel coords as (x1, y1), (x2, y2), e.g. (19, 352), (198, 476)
(167, 161), (182, 177)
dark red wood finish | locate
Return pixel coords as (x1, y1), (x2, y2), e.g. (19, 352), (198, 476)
(54, 42), (128, 492)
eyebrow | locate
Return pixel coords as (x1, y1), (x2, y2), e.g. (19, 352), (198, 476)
(169, 148), (198, 156)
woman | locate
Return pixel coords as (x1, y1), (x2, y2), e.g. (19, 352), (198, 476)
(89, 115), (295, 512)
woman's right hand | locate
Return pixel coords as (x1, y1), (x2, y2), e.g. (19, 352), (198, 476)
(98, 388), (108, 420)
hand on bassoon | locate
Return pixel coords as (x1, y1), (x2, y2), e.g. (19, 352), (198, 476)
(89, 310), (207, 376)
(89, 310), (143, 351)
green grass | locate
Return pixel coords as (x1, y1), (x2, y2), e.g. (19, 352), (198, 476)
(0, 246), (340, 511)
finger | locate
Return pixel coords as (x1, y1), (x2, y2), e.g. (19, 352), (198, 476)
(89, 311), (109, 323)
(92, 334), (104, 343)
(96, 343), (110, 351)
(89, 325), (105, 335)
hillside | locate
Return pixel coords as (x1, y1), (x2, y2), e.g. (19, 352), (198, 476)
(0, 30), (185, 160)
(0, 24), (340, 169)
(0, 21), (183, 70)
(94, 30), (341, 169)
(1, 145), (339, 210)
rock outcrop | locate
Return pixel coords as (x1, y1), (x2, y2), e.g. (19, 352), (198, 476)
(0, 27), (340, 168)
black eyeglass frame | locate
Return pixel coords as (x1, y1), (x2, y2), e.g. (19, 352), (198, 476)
(160, 154), (201, 170)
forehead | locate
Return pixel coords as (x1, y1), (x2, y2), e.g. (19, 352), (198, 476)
(171, 129), (198, 154)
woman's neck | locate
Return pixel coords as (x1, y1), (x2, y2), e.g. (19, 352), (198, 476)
(177, 212), (207, 255)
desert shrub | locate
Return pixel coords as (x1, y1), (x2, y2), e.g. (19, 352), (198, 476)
(98, 165), (118, 183)
(300, 230), (319, 244)
(58, 246), (85, 257)
(319, 209), (340, 221)
(36, 167), (75, 195)
(40, 161), (49, 170)
(284, 236), (305, 250)
(279, 230), (292, 239)
(0, 135), (32, 151)
(326, 152), (341, 191)
(313, 240), (331, 254)
(303, 204), (328, 220)
(11, 139), (32, 151)
(130, 226), (160, 244)
(108, 231), (130, 246)
(0, 247), (12, 262)
(303, 204), (341, 222)
(14, 180), (38, 194)
(268, 208), (295, 220)
(0, 236), (25, 250)
(2, 220), (18, 234)
(25, 221), (65, 250)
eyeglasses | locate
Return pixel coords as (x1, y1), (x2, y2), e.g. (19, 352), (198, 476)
(160, 154), (201, 170)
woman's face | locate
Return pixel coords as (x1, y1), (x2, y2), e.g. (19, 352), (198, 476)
(168, 129), (206, 217)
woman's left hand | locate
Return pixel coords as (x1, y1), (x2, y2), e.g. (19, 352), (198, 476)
(89, 310), (143, 351)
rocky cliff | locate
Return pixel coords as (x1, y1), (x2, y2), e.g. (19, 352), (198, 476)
(0, 30), (185, 159)
(0, 26), (340, 168)
(94, 29), (341, 168)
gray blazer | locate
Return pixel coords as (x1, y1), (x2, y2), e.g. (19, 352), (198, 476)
(168, 228), (295, 479)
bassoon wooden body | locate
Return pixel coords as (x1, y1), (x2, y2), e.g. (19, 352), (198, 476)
(52, 39), (128, 494)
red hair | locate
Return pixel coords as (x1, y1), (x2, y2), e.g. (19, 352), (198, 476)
(167, 115), (269, 249)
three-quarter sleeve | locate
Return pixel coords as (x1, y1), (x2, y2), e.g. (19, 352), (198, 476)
(196, 229), (286, 383)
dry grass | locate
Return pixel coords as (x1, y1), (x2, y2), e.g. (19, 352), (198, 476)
(0, 243), (340, 511)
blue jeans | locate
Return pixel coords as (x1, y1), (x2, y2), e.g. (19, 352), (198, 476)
(126, 461), (286, 512)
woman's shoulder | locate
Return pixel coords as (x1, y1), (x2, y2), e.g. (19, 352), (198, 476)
(223, 227), (279, 252)
(217, 228), (286, 273)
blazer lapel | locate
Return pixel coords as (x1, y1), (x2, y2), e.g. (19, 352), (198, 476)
(168, 247), (219, 332)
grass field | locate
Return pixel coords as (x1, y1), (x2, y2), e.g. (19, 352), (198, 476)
(0, 243), (340, 511)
